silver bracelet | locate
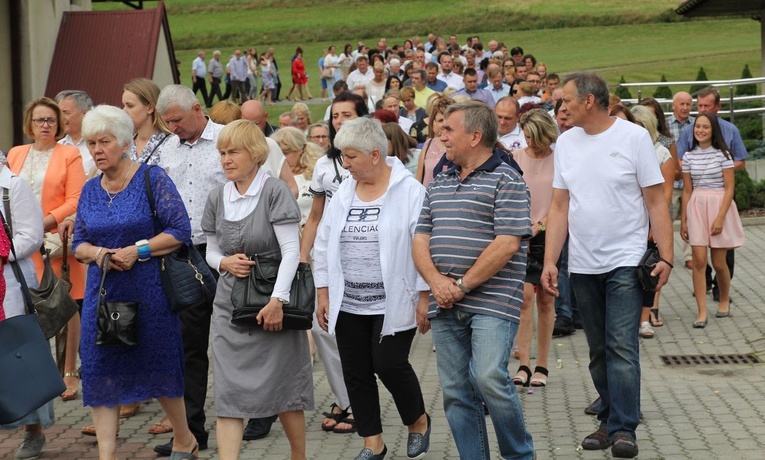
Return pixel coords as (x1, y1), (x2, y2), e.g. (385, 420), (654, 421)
(93, 246), (104, 264)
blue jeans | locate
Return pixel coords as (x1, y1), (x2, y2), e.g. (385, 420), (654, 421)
(570, 267), (642, 440)
(431, 309), (534, 460)
(554, 239), (580, 325)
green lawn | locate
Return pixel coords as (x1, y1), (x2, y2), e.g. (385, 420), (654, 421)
(93, 1), (762, 125)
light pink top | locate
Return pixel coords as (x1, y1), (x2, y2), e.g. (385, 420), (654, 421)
(421, 138), (447, 187)
(512, 147), (555, 223)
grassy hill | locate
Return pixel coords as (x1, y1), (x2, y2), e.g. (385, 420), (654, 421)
(95, 1), (762, 123)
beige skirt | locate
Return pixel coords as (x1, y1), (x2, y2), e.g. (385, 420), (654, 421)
(687, 189), (745, 248)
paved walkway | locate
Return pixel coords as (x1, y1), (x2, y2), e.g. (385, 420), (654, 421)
(3, 224), (765, 459)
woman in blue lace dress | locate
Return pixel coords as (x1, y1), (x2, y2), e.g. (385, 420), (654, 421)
(71, 105), (199, 460)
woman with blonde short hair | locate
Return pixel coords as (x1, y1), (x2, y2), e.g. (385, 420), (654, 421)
(202, 119), (310, 460)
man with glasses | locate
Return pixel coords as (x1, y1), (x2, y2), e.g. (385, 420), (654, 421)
(525, 71), (544, 97)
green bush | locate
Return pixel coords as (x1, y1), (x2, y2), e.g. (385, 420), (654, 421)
(653, 75), (672, 99)
(751, 180), (765, 208)
(737, 64), (757, 96)
(615, 76), (632, 99)
(689, 67), (709, 94)
(735, 169), (754, 209)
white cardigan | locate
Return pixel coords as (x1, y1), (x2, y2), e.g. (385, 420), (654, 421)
(314, 157), (429, 337)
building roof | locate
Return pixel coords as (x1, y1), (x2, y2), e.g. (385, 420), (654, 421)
(676, 0), (765, 17)
(45, 2), (178, 106)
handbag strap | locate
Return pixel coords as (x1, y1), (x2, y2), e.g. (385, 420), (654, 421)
(143, 165), (161, 234)
(140, 133), (171, 165)
(1, 187), (36, 316)
(97, 252), (140, 307)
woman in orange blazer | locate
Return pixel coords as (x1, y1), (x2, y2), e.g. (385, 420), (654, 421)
(7, 97), (86, 402)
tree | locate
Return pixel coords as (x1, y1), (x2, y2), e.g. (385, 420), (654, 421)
(653, 75), (672, 99)
(615, 76), (632, 99)
(737, 64), (756, 96)
(689, 67), (709, 94)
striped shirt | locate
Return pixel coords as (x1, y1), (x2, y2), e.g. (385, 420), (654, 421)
(416, 154), (532, 323)
(682, 146), (733, 190)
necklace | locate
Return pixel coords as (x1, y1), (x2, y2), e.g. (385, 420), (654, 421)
(103, 163), (134, 207)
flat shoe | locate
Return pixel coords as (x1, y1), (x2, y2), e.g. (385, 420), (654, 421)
(407, 414), (431, 459)
(692, 319), (707, 329)
(333, 415), (357, 434)
(353, 444), (387, 460)
(61, 371), (80, 401)
(715, 310), (730, 318)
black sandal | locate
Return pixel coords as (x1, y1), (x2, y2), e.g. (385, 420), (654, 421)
(512, 365), (532, 387)
(530, 366), (549, 387)
(333, 415), (357, 434)
(321, 403), (347, 432)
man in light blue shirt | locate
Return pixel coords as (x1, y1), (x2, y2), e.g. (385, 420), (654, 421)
(228, 49), (249, 104)
(486, 65), (511, 103)
(453, 69), (495, 109)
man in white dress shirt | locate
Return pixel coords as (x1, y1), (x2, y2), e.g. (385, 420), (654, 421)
(55, 90), (94, 175)
(495, 97), (526, 150)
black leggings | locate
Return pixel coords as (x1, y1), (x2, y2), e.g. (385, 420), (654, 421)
(334, 312), (425, 437)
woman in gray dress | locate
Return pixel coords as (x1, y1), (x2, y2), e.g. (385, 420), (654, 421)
(201, 119), (312, 460)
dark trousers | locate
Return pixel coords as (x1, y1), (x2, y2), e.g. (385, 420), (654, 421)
(334, 312), (425, 437)
(192, 77), (210, 108)
(209, 77), (224, 105)
(231, 80), (247, 104)
(706, 249), (735, 288)
(178, 243), (215, 445)
(273, 77), (281, 101)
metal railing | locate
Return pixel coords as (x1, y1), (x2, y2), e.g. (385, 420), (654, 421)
(617, 77), (765, 123)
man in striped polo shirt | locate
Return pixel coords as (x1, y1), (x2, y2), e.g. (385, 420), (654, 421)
(413, 101), (535, 459)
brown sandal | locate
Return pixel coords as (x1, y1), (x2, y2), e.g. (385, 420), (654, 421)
(81, 424), (119, 437)
(148, 415), (174, 434)
(119, 402), (141, 418)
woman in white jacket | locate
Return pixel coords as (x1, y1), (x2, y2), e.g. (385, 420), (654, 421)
(314, 117), (431, 460)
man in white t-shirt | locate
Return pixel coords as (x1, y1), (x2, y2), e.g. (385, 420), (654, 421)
(541, 73), (673, 459)
(495, 97), (526, 150)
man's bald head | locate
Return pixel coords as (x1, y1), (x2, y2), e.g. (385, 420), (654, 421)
(241, 100), (268, 131)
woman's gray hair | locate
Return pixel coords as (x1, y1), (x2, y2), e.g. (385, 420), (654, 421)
(82, 105), (134, 147)
(156, 84), (199, 114)
(443, 100), (498, 148)
(334, 117), (388, 157)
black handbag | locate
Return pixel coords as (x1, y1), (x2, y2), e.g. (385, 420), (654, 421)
(0, 212), (66, 424)
(96, 253), (139, 347)
(636, 246), (660, 292)
(231, 255), (315, 330)
(3, 189), (78, 339)
(144, 167), (216, 312)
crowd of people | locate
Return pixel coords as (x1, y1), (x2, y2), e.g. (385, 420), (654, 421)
(0, 31), (750, 460)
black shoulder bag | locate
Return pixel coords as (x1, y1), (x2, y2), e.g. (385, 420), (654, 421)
(96, 252), (139, 346)
(144, 167), (216, 312)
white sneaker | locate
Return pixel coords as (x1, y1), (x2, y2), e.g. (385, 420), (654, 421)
(639, 321), (654, 339)
(15, 431), (45, 460)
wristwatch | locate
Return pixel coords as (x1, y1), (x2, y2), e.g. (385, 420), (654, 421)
(455, 277), (471, 294)
(277, 297), (290, 305)
(537, 221), (546, 232)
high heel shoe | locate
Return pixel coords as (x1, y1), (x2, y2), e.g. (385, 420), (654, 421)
(512, 365), (531, 387)
(61, 371), (79, 401)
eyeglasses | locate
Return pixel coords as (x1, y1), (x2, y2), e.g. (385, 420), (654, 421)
(309, 135), (329, 140)
(32, 118), (58, 127)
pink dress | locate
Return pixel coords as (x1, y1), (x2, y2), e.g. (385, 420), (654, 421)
(421, 138), (447, 187)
